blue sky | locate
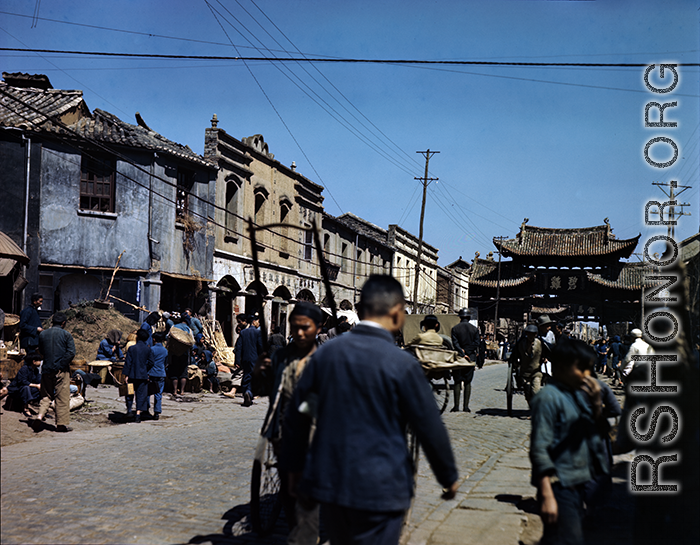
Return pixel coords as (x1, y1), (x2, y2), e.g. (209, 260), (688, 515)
(1, 0), (698, 265)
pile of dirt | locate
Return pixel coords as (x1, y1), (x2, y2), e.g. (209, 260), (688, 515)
(42, 301), (140, 362)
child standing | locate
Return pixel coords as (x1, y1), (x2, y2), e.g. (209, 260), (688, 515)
(530, 338), (611, 545)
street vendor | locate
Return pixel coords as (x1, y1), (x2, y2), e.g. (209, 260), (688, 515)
(6, 351), (42, 416)
(96, 329), (124, 362)
(254, 301), (324, 542)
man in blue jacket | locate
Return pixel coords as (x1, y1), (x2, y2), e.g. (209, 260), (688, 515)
(147, 331), (168, 420)
(283, 275), (459, 544)
(235, 314), (262, 407)
(32, 312), (75, 432)
(19, 293), (44, 350)
(124, 328), (151, 423)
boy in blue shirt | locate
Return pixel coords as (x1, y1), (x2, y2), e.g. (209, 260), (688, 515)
(530, 338), (610, 545)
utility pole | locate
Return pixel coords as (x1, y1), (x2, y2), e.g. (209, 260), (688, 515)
(493, 237), (505, 341)
(413, 150), (439, 314)
(650, 180), (692, 239)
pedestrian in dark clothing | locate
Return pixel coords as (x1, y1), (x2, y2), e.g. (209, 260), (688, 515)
(609, 335), (623, 386)
(19, 293), (44, 350)
(32, 312), (75, 432)
(451, 308), (479, 412)
(283, 276), (459, 545)
(168, 315), (192, 396)
(235, 317), (262, 407)
(147, 332), (168, 420)
(184, 309), (203, 337)
(140, 312), (160, 348)
(268, 326), (287, 356)
(124, 328), (151, 423)
(162, 312), (174, 334)
(6, 351), (42, 416)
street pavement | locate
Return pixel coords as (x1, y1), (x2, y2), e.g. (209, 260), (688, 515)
(1, 361), (634, 545)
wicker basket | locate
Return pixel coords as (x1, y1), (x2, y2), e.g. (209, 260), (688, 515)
(4, 314), (20, 327)
(168, 327), (194, 356)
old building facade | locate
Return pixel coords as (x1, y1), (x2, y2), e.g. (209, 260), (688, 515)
(204, 117), (324, 341)
(0, 74), (216, 320)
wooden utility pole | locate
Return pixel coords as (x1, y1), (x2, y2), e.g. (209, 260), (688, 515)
(650, 180), (691, 239)
(413, 150), (439, 313)
(493, 237), (505, 340)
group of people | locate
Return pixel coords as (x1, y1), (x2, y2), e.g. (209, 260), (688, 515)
(593, 330), (654, 387)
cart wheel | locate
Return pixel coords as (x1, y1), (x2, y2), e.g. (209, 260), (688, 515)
(250, 441), (283, 536)
(430, 376), (450, 414)
(506, 363), (514, 416)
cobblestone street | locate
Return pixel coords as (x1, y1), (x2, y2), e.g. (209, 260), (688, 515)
(1, 362), (633, 545)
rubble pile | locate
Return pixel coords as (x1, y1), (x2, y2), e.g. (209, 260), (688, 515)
(42, 301), (140, 362)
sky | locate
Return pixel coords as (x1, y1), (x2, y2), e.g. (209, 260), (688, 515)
(1, 0), (699, 267)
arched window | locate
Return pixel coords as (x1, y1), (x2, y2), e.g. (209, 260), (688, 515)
(279, 197), (292, 254)
(225, 178), (241, 239)
(254, 186), (269, 225)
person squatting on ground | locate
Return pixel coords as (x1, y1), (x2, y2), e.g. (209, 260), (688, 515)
(530, 338), (611, 545)
(147, 332), (168, 420)
(32, 312), (76, 432)
(235, 314), (262, 407)
(97, 329), (124, 362)
(19, 292), (43, 350)
(451, 308), (479, 412)
(255, 301), (324, 545)
(6, 351), (42, 416)
(283, 275), (459, 545)
(509, 324), (546, 408)
(123, 328), (151, 423)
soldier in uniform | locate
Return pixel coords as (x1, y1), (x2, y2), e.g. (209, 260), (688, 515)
(509, 324), (546, 407)
(451, 308), (480, 412)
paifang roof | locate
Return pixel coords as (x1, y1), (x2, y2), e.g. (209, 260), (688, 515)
(469, 258), (533, 288)
(495, 223), (640, 259)
(587, 262), (658, 291)
(0, 81), (84, 129)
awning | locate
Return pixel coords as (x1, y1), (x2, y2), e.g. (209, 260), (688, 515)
(0, 258), (17, 277)
(0, 232), (29, 265)
(160, 271), (215, 282)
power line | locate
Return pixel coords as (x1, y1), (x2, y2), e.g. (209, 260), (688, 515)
(3, 47), (698, 67)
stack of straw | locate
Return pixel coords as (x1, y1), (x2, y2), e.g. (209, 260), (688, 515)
(202, 318), (236, 366)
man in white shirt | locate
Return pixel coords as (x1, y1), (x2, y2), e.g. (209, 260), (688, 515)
(621, 328), (654, 378)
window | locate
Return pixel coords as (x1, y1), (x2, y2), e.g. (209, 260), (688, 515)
(253, 186), (269, 224)
(176, 169), (194, 220)
(304, 229), (313, 261)
(341, 243), (349, 273)
(279, 198), (292, 254)
(80, 155), (115, 212)
(225, 179), (240, 237)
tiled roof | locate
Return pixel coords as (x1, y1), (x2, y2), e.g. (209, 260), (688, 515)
(0, 81), (84, 129)
(495, 223), (640, 258)
(469, 258), (533, 288)
(587, 263), (656, 290)
(70, 109), (215, 168)
(336, 213), (392, 249)
(1, 81), (214, 169)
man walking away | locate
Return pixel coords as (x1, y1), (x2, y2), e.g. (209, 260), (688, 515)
(621, 328), (654, 381)
(284, 275), (459, 545)
(32, 312), (75, 432)
(124, 328), (151, 423)
(235, 314), (262, 407)
(509, 325), (545, 408)
(451, 308), (479, 412)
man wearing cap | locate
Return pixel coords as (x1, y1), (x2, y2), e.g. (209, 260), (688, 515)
(621, 329), (654, 380)
(407, 315), (451, 349)
(451, 308), (479, 412)
(235, 314), (262, 407)
(537, 315), (556, 349)
(32, 312), (75, 432)
(283, 276), (459, 545)
(509, 324), (545, 407)
(19, 293), (44, 350)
